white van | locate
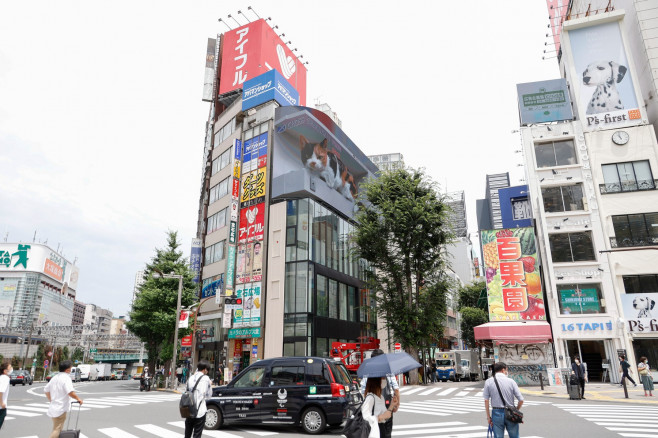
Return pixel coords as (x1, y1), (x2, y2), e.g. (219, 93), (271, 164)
(69, 367), (82, 383)
(77, 364), (92, 381)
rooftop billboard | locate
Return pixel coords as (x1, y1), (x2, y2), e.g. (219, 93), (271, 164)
(517, 79), (573, 125)
(481, 227), (546, 321)
(242, 69), (299, 112)
(219, 19), (307, 105)
(271, 106), (378, 219)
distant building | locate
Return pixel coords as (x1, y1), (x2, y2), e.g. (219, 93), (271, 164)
(314, 102), (342, 128)
(367, 153), (404, 172)
(71, 300), (86, 333)
(110, 316), (127, 335)
(83, 304), (113, 335)
(132, 270), (145, 306)
(476, 172), (510, 230)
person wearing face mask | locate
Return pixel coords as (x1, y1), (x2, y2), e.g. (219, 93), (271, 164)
(637, 356), (654, 397)
(483, 362), (524, 438)
(571, 356), (587, 399)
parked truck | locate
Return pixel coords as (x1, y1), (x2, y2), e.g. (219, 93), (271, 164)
(77, 364), (92, 381)
(452, 349), (481, 381)
(96, 363), (112, 381)
(435, 351), (463, 382)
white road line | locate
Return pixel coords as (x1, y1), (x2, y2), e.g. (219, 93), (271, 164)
(4, 410), (41, 417)
(455, 391), (470, 396)
(594, 422), (658, 427)
(393, 421), (467, 429)
(392, 425), (488, 436)
(238, 429), (279, 436)
(135, 424), (184, 437)
(169, 421), (245, 437)
(438, 388), (458, 396)
(418, 387), (441, 396)
(608, 427), (658, 433)
(400, 387), (425, 395)
(9, 406), (50, 413)
(618, 434), (658, 438)
(98, 427), (141, 438)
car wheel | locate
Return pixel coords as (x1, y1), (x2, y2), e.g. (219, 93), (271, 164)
(301, 407), (326, 434)
(205, 405), (223, 430)
(22, 381), (26, 386)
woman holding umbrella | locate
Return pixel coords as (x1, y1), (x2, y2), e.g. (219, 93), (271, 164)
(362, 377), (393, 438)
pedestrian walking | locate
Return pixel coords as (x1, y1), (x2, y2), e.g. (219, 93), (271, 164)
(571, 356), (587, 399)
(44, 360), (83, 438)
(483, 362), (524, 438)
(184, 360), (212, 438)
(176, 365), (183, 383)
(182, 366), (188, 384)
(637, 356), (654, 397)
(482, 363), (489, 380)
(0, 362), (12, 430)
(361, 377), (393, 438)
(359, 349), (400, 438)
(619, 355), (638, 387)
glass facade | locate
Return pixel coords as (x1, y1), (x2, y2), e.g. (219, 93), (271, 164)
(283, 199), (376, 357)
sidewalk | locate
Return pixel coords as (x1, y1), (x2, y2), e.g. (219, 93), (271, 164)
(520, 382), (658, 404)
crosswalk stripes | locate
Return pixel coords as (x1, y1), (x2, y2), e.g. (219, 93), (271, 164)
(6, 393), (182, 421)
(398, 386), (483, 398)
(554, 403), (658, 438)
(397, 395), (551, 417)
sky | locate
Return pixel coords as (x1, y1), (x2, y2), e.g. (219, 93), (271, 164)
(0, 1), (560, 317)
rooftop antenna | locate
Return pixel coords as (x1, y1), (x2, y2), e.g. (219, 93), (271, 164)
(237, 10), (251, 23)
(74, 256), (78, 264)
(228, 14), (241, 27)
(248, 6), (260, 19)
(218, 18), (231, 31)
(33, 230), (37, 242)
(3, 232), (7, 243)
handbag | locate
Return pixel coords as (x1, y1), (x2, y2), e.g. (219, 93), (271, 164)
(343, 394), (374, 438)
(493, 374), (524, 424)
(487, 424), (495, 438)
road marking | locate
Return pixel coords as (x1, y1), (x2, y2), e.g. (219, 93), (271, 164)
(169, 421), (245, 437)
(455, 391), (470, 396)
(135, 424), (184, 437)
(393, 421), (468, 429)
(418, 387), (441, 396)
(4, 410), (41, 417)
(400, 387), (425, 395)
(99, 427), (141, 438)
(392, 425), (488, 436)
(438, 388), (458, 396)
(9, 406), (50, 413)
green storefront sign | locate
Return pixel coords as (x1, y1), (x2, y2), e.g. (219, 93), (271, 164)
(228, 327), (261, 339)
(559, 289), (600, 313)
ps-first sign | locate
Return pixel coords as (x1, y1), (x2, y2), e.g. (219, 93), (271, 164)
(242, 69), (299, 112)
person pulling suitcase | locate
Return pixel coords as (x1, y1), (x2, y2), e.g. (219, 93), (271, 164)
(44, 360), (83, 438)
(59, 401), (82, 438)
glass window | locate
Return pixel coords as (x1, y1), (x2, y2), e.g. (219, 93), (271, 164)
(211, 146), (233, 175)
(233, 366), (265, 388)
(295, 263), (308, 313)
(557, 284), (605, 314)
(549, 232), (595, 263)
(285, 264), (295, 313)
(214, 117), (235, 146)
(328, 279), (338, 319)
(295, 341), (307, 356)
(207, 208), (228, 233)
(209, 177), (230, 204)
(542, 184), (584, 212)
(348, 286), (356, 322)
(535, 140), (577, 168)
(339, 283), (347, 320)
(297, 199), (309, 260)
(612, 213), (658, 247)
(204, 240), (226, 265)
(602, 161), (656, 193)
(283, 343), (294, 357)
(317, 275), (328, 317)
(307, 359), (330, 384)
(307, 264), (314, 314)
(269, 366), (304, 386)
(623, 275), (658, 294)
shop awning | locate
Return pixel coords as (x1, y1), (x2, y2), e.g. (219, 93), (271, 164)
(474, 321), (553, 344)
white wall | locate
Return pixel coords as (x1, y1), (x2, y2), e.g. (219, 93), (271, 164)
(264, 202), (286, 358)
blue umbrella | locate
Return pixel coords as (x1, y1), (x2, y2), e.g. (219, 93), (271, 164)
(357, 352), (421, 378)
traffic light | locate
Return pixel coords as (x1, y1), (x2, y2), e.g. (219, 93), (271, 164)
(223, 295), (242, 306)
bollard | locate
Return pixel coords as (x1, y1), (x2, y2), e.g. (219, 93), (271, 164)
(539, 373), (544, 390)
(622, 378), (629, 399)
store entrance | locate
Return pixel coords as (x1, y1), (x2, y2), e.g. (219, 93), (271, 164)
(566, 340), (606, 382)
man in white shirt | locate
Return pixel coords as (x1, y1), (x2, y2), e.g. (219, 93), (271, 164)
(44, 360), (83, 438)
(0, 362), (12, 430)
(184, 360), (213, 438)
(483, 362), (524, 438)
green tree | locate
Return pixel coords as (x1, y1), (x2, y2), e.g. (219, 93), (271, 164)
(71, 347), (84, 363)
(126, 231), (196, 373)
(458, 280), (487, 310)
(459, 307), (489, 349)
(353, 168), (453, 384)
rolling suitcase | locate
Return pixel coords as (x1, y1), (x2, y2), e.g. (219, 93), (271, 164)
(59, 401), (81, 438)
(568, 375), (581, 400)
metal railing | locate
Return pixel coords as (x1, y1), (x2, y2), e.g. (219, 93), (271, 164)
(610, 236), (658, 248)
(599, 179), (658, 194)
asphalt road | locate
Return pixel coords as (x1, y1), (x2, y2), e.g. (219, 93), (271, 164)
(2, 380), (657, 437)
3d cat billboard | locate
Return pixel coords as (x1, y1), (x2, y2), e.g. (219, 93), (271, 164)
(561, 14), (645, 131)
(271, 106), (378, 219)
(481, 227), (546, 321)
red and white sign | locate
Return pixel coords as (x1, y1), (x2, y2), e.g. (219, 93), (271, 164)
(181, 334), (193, 347)
(178, 311), (190, 329)
(394, 343), (401, 352)
(238, 202), (265, 244)
(232, 178), (240, 200)
(219, 19), (307, 105)
(43, 259), (63, 281)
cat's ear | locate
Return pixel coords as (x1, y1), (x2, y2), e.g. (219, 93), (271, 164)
(299, 135), (309, 147)
(320, 138), (328, 149)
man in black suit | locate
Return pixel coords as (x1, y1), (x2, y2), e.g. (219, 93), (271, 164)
(571, 356), (587, 399)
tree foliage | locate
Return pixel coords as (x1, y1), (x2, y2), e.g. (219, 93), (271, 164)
(459, 307), (489, 349)
(353, 168), (453, 382)
(458, 280), (487, 311)
(126, 231), (196, 371)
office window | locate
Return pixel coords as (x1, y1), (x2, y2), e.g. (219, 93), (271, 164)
(557, 284), (605, 314)
(207, 207), (228, 233)
(549, 232), (596, 262)
(211, 146), (233, 175)
(209, 177), (230, 204)
(612, 213), (658, 247)
(623, 275), (658, 294)
(601, 161), (655, 193)
(317, 275), (328, 317)
(213, 118), (236, 146)
(204, 240), (226, 265)
(339, 283), (347, 320)
(542, 184), (585, 212)
(328, 279), (338, 319)
(534, 140), (577, 168)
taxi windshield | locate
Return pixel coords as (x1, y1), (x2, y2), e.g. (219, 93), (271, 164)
(328, 362), (352, 385)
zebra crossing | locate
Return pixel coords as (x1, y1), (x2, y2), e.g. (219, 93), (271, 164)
(555, 403), (658, 438)
(397, 395), (551, 417)
(397, 385), (483, 397)
(4, 393), (181, 422)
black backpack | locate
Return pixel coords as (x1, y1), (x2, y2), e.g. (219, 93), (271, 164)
(343, 394), (374, 438)
(180, 375), (207, 418)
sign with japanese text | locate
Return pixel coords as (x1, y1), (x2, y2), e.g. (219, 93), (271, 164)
(226, 245), (236, 291)
(190, 238), (202, 283)
(481, 228), (545, 321)
(233, 284), (244, 327)
(218, 19), (307, 105)
(178, 310), (190, 329)
(516, 79), (573, 125)
(181, 334), (193, 347)
(228, 221), (238, 245)
(242, 69), (299, 112)
(43, 258), (64, 281)
(559, 288), (600, 313)
(238, 202), (265, 244)
(240, 168), (267, 208)
(242, 133), (268, 174)
(228, 326), (261, 339)
(621, 292), (658, 333)
(201, 275), (223, 298)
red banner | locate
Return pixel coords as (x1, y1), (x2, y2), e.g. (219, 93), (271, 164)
(238, 202), (265, 244)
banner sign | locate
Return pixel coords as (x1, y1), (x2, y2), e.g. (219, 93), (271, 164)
(240, 168), (267, 208)
(242, 133), (268, 174)
(238, 202), (265, 244)
(564, 17), (644, 131)
(622, 292), (658, 333)
(222, 312), (232, 328)
(481, 227), (546, 321)
(233, 284), (244, 327)
(181, 334), (193, 347)
(559, 288), (600, 313)
(226, 245), (236, 291)
(228, 221), (238, 245)
(178, 311), (190, 329)
(242, 69), (299, 111)
(201, 275), (223, 298)
(202, 38), (217, 102)
(228, 326), (261, 339)
(517, 79), (573, 125)
(190, 238), (202, 283)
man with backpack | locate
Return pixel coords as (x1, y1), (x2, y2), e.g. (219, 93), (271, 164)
(183, 360), (212, 438)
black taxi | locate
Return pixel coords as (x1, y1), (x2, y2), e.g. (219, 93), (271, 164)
(204, 356), (361, 434)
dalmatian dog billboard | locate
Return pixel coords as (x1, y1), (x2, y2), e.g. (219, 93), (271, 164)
(563, 16), (644, 131)
(621, 292), (658, 334)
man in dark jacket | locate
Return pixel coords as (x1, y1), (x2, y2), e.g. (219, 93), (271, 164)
(571, 356), (587, 399)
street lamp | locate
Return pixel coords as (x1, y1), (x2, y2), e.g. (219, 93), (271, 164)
(152, 270), (183, 390)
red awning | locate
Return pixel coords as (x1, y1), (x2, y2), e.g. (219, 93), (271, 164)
(474, 321), (553, 344)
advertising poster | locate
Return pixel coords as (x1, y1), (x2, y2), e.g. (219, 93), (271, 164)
(243, 283), (252, 325)
(621, 292), (658, 333)
(218, 19), (307, 104)
(242, 69), (299, 112)
(559, 288), (600, 314)
(236, 244), (247, 284)
(250, 282), (262, 327)
(233, 284), (244, 327)
(201, 275), (223, 298)
(251, 241), (263, 282)
(516, 79), (573, 125)
(481, 227), (546, 321)
(222, 312), (232, 328)
(242, 133), (268, 174)
(228, 221), (238, 245)
(240, 168), (267, 208)
(565, 19), (643, 131)
(231, 177), (240, 200)
(226, 245), (236, 291)
(272, 106), (378, 219)
(189, 238), (202, 283)
(238, 202), (265, 244)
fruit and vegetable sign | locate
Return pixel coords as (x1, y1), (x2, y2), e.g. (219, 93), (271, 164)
(481, 228), (545, 321)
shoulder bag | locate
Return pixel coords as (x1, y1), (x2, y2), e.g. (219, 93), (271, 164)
(343, 394), (374, 438)
(493, 374), (524, 424)
(179, 375), (208, 418)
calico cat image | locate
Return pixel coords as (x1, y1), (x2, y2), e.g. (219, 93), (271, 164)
(300, 135), (358, 201)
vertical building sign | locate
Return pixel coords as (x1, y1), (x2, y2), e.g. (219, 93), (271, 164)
(202, 38), (217, 102)
(190, 238), (202, 284)
(225, 138), (242, 296)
